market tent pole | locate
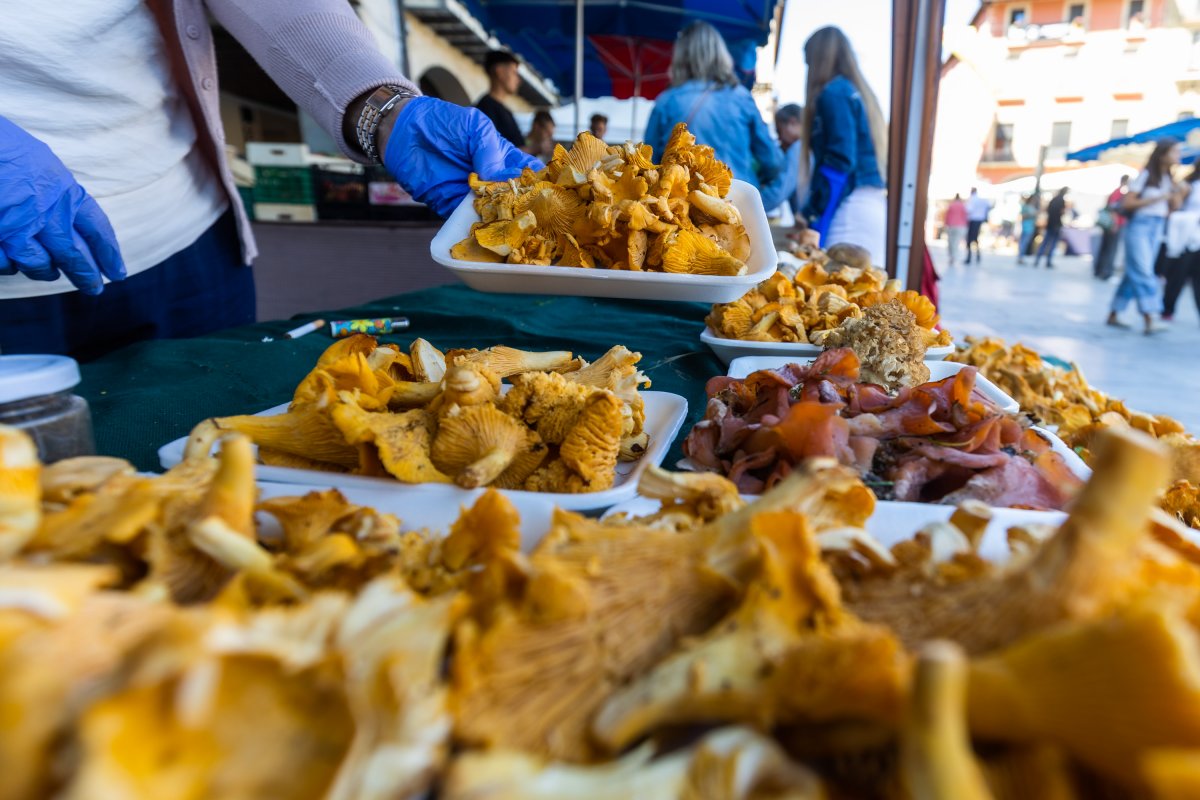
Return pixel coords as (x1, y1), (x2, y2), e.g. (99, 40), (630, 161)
(887, 0), (947, 290)
(574, 0), (585, 135)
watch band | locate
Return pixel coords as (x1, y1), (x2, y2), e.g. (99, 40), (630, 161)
(356, 84), (417, 164)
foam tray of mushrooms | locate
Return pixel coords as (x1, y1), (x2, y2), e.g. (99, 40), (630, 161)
(701, 243), (955, 364)
(157, 335), (688, 512)
(429, 125), (776, 303)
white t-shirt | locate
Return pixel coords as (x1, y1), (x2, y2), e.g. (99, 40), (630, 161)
(1182, 179), (1200, 214)
(1129, 170), (1172, 218)
(965, 195), (990, 222)
(0, 1), (228, 299)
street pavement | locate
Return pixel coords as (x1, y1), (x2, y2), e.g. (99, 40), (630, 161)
(931, 241), (1200, 433)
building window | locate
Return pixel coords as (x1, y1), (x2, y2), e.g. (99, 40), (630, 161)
(1126, 0), (1146, 29)
(1049, 121), (1072, 158)
(1065, 2), (1086, 24)
(984, 123), (1015, 162)
(1111, 119), (1129, 139)
(1009, 7), (1028, 26)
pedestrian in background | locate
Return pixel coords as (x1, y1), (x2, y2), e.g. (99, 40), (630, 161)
(475, 50), (526, 149)
(964, 187), (990, 264)
(1094, 175), (1129, 279)
(525, 110), (556, 162)
(944, 193), (968, 266)
(1017, 193), (1039, 265)
(1108, 138), (1183, 335)
(1033, 187), (1069, 269)
(1162, 161), (1200, 322)
(589, 113), (608, 141)
(798, 26), (888, 265)
(760, 103), (806, 217)
(644, 21), (782, 193)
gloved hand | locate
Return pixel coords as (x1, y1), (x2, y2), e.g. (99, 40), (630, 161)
(383, 96), (544, 217)
(0, 116), (125, 295)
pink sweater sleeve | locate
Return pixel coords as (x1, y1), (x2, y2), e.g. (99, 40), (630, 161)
(204, 0), (419, 162)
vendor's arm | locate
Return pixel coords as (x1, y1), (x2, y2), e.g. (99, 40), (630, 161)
(0, 116), (125, 295)
(205, 0), (416, 161)
(207, 0), (539, 216)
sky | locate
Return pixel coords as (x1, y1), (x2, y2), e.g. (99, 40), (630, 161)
(774, 0), (981, 117)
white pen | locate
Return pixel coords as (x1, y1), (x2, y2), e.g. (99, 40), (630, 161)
(283, 319), (326, 339)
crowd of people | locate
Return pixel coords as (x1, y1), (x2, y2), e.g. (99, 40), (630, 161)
(479, 21), (888, 266)
(1, 4), (885, 360)
(937, 136), (1200, 336)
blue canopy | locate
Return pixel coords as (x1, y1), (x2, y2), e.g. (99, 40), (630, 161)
(459, 0), (778, 100)
(1068, 118), (1200, 163)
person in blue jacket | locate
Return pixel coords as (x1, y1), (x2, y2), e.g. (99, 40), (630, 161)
(760, 103), (807, 217)
(799, 26), (888, 266)
(644, 21), (782, 194)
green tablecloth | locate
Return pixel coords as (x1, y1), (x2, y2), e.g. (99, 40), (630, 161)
(79, 285), (724, 472)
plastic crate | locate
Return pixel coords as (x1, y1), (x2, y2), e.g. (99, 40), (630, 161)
(254, 203), (317, 223)
(252, 165), (314, 205)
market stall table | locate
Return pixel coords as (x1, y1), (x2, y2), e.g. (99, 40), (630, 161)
(78, 284), (724, 473)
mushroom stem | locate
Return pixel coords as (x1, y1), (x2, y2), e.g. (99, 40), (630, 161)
(902, 641), (994, 800)
(460, 446), (519, 489)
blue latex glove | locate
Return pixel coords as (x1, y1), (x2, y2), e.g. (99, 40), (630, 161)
(813, 165), (850, 244)
(383, 96), (544, 217)
(0, 116), (125, 295)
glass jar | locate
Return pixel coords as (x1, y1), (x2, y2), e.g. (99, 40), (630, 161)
(0, 355), (94, 462)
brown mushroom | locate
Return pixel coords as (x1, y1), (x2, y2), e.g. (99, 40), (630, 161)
(827, 242), (872, 271)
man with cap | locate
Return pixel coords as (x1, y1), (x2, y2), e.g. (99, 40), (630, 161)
(476, 51), (525, 149)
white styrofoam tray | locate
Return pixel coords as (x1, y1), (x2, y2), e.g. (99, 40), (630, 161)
(159, 391), (688, 513)
(603, 496), (1067, 563)
(701, 326), (955, 365)
(429, 180), (775, 303)
(256, 481), (557, 553)
(725, 356), (1020, 414)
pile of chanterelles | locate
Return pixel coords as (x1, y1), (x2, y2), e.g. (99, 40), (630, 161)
(452, 123), (752, 275)
(706, 252), (953, 352)
(8, 419), (1200, 799)
(950, 336), (1200, 530)
(184, 334), (650, 493)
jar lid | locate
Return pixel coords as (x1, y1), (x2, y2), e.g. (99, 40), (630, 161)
(0, 355), (82, 404)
